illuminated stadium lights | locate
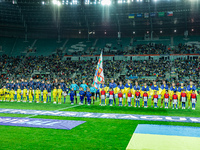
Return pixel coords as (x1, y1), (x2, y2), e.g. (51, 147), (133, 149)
(57, 1), (61, 6)
(52, 0), (61, 6)
(160, 30), (162, 33)
(133, 31), (135, 34)
(147, 31), (149, 34)
(42, 1), (45, 5)
(118, 0), (122, 3)
(73, 0), (78, 4)
(101, 0), (111, 5)
(192, 29), (194, 31)
(174, 29), (177, 33)
(85, 0), (90, 4)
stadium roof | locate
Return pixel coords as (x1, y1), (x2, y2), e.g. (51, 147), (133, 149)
(0, 0), (199, 38)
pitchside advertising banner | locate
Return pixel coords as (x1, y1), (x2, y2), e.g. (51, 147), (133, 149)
(0, 116), (85, 130)
(0, 109), (200, 123)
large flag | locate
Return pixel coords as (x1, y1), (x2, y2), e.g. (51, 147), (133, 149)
(93, 52), (104, 89)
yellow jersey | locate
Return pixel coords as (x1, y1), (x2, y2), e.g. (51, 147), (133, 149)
(43, 90), (48, 97)
(0, 89), (3, 97)
(57, 89), (63, 98)
(10, 90), (15, 98)
(53, 89), (57, 98)
(3, 88), (7, 95)
(28, 90), (34, 98)
(23, 89), (28, 97)
(17, 89), (21, 95)
(35, 90), (41, 98)
(5, 89), (10, 97)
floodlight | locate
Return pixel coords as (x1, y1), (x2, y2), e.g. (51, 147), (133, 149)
(57, 1), (61, 6)
(101, 0), (111, 5)
(53, 0), (57, 4)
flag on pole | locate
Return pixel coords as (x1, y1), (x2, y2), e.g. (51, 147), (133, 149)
(93, 52), (104, 89)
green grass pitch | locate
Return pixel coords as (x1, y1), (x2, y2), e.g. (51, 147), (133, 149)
(0, 96), (199, 150)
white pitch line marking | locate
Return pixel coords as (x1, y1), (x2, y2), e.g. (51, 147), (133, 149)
(26, 105), (81, 118)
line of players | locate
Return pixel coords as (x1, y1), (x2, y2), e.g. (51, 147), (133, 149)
(98, 80), (197, 110)
(0, 78), (97, 105)
(0, 78), (198, 109)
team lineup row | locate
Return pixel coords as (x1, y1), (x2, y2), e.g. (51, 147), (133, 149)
(0, 78), (198, 110)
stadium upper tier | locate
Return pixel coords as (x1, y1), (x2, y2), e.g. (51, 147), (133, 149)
(0, 1), (200, 38)
(0, 37), (200, 56)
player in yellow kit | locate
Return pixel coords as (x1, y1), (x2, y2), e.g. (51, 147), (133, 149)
(28, 87), (34, 103)
(17, 86), (22, 102)
(57, 86), (63, 104)
(35, 88), (41, 103)
(43, 88), (48, 103)
(3, 86), (7, 101)
(0, 87), (3, 101)
(10, 88), (15, 102)
(53, 86), (58, 104)
(23, 87), (28, 102)
(5, 88), (10, 102)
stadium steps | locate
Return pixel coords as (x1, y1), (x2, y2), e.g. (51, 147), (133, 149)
(33, 39), (64, 56)
(11, 38), (34, 56)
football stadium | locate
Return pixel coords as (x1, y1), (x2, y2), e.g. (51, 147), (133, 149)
(0, 0), (200, 149)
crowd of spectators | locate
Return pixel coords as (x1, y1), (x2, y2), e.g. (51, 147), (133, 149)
(99, 43), (200, 55)
(0, 49), (200, 88)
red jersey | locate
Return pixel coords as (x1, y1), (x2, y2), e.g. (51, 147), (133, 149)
(153, 95), (158, 99)
(172, 94), (178, 100)
(191, 93), (197, 99)
(118, 93), (123, 98)
(164, 93), (169, 98)
(109, 91), (114, 95)
(101, 90), (106, 95)
(135, 91), (140, 98)
(143, 93), (148, 97)
(128, 92), (132, 97)
(181, 93), (187, 97)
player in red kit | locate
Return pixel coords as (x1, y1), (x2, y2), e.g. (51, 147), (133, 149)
(172, 91), (178, 109)
(152, 91), (158, 108)
(109, 88), (114, 106)
(164, 90), (169, 109)
(100, 88), (106, 106)
(118, 90), (123, 106)
(127, 90), (132, 107)
(180, 89), (187, 109)
(135, 88), (140, 108)
(143, 90), (148, 108)
(191, 90), (197, 110)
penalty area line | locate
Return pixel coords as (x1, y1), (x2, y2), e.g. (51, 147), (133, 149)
(26, 105), (81, 118)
